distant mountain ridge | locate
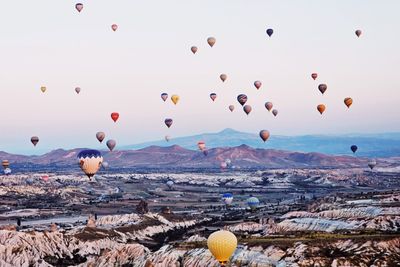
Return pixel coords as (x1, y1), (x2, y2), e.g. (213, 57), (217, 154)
(0, 144), (373, 171)
(121, 128), (400, 157)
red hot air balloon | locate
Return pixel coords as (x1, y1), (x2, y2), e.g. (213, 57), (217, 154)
(317, 104), (326, 114)
(311, 73), (318, 80)
(111, 24), (118, 31)
(75, 3), (83, 12)
(254, 81), (262, 89)
(111, 112), (119, 122)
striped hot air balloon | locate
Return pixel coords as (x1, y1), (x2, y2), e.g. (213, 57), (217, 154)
(77, 150), (103, 180)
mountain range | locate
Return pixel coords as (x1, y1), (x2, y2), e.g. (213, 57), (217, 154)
(1, 128), (399, 171)
(121, 128), (400, 157)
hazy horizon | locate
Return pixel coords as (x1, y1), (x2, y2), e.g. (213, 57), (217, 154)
(1, 1), (400, 154)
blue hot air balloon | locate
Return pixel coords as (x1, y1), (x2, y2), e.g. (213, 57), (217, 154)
(247, 197), (260, 210)
(222, 193), (233, 205)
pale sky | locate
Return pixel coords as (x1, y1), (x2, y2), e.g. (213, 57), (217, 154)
(1, 0), (399, 154)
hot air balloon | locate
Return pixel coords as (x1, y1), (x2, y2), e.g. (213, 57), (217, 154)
(111, 112), (119, 122)
(266, 28), (274, 37)
(165, 135), (171, 142)
(311, 73), (318, 80)
(161, 93), (168, 102)
(265, 102), (273, 111)
(368, 160), (376, 170)
(96, 132), (105, 143)
(243, 105), (252, 115)
(344, 97), (353, 108)
(317, 104), (326, 114)
(106, 139), (116, 151)
(318, 84), (327, 95)
(102, 161), (109, 169)
(41, 175), (49, 182)
(77, 149), (103, 180)
(229, 105), (235, 112)
(220, 162), (228, 169)
(247, 196), (260, 210)
(191, 46), (198, 54)
(351, 145), (358, 153)
(166, 180), (174, 189)
(207, 230), (237, 266)
(198, 141), (206, 151)
(75, 87), (81, 94)
(259, 130), (270, 142)
(171, 95), (180, 105)
(225, 159), (232, 167)
(355, 30), (362, 37)
(254, 81), (262, 89)
(31, 136), (39, 146)
(111, 24), (118, 31)
(272, 109), (278, 117)
(2, 160), (10, 170)
(207, 37), (216, 47)
(222, 193), (233, 205)
(75, 3), (83, 12)
(40, 86), (46, 93)
(165, 118), (173, 128)
(237, 94), (248, 106)
(4, 168), (11, 175)
(210, 93), (217, 102)
(220, 74), (227, 82)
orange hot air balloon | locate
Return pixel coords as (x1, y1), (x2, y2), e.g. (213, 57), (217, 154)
(259, 130), (270, 142)
(344, 97), (353, 108)
(317, 104), (326, 114)
(220, 74), (227, 82)
(111, 112), (119, 122)
(254, 81), (262, 89)
(171, 95), (180, 105)
(191, 46), (198, 54)
(207, 230), (237, 266)
(311, 73), (318, 80)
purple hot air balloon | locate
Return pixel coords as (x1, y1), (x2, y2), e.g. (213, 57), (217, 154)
(165, 118), (173, 128)
(266, 28), (274, 37)
(237, 94), (248, 106)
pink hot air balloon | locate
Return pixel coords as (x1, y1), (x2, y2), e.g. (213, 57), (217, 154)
(254, 81), (262, 89)
(210, 93), (217, 102)
(75, 3), (83, 13)
(311, 73), (318, 80)
(229, 105), (235, 112)
(41, 175), (49, 182)
(265, 102), (273, 112)
(111, 24), (118, 32)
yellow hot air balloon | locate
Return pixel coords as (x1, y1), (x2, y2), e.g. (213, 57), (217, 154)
(207, 230), (237, 266)
(40, 86), (46, 93)
(171, 94), (180, 105)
